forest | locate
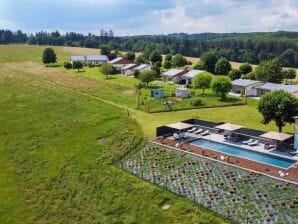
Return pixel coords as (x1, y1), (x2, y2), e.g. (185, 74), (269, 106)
(1, 29), (298, 67)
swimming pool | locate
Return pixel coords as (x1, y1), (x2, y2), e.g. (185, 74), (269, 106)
(190, 139), (295, 169)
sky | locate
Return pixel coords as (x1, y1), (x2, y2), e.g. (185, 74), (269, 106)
(0, 0), (298, 36)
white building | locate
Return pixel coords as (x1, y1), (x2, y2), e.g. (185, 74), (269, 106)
(70, 55), (108, 65)
(181, 70), (205, 85)
(255, 83), (298, 97)
(162, 69), (187, 83)
(231, 79), (263, 96)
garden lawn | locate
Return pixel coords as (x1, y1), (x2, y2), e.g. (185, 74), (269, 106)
(0, 64), (230, 224)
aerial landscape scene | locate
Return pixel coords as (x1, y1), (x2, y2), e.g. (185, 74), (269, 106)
(1, 0), (298, 223)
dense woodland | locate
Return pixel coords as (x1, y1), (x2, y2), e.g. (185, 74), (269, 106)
(1, 29), (298, 67)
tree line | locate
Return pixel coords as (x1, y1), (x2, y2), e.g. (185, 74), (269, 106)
(2, 29), (298, 68)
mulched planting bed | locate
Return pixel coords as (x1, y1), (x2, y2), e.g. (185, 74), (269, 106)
(119, 143), (298, 223)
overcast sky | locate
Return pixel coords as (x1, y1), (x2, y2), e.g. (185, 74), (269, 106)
(1, 0), (298, 36)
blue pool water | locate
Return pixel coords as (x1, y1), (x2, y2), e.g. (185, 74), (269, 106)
(191, 139), (295, 169)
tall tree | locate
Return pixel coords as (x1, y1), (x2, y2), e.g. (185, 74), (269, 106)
(200, 50), (219, 74)
(100, 44), (112, 55)
(255, 59), (283, 83)
(258, 90), (298, 132)
(215, 57), (231, 75)
(42, 48), (57, 64)
(149, 51), (162, 64)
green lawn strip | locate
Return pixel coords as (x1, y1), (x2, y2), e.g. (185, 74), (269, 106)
(0, 65), (230, 223)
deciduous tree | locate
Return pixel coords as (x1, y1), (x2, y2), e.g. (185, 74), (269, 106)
(258, 90), (298, 132)
(192, 72), (212, 95)
(211, 76), (232, 101)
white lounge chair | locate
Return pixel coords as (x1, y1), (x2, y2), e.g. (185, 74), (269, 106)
(181, 132), (188, 139)
(201, 130), (210, 136)
(289, 150), (298, 156)
(242, 138), (254, 144)
(248, 140), (259, 146)
(173, 133), (181, 140)
(187, 127), (197, 133)
(194, 128), (203, 134)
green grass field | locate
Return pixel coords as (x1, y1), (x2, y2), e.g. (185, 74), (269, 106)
(0, 45), (231, 223)
(0, 44), (295, 223)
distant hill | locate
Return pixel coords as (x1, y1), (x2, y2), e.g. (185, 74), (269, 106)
(1, 29), (298, 67)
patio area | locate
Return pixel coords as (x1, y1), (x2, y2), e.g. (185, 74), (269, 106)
(155, 120), (298, 184)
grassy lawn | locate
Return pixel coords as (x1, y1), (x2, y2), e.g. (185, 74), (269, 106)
(0, 64), (229, 224)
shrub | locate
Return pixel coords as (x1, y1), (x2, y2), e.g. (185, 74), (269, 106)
(191, 98), (203, 106)
(247, 72), (256, 80)
(134, 70), (141, 78)
(72, 61), (83, 71)
(228, 69), (241, 80)
(193, 61), (204, 70)
(239, 62), (253, 74)
(63, 61), (72, 69)
(215, 57), (231, 75)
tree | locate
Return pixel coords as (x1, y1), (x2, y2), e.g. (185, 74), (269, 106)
(151, 64), (161, 78)
(101, 64), (114, 79)
(246, 72), (256, 80)
(255, 59), (283, 83)
(192, 72), (212, 95)
(63, 61), (72, 69)
(124, 51), (135, 61)
(200, 50), (219, 74)
(72, 61), (83, 72)
(163, 60), (171, 69)
(171, 54), (187, 67)
(215, 57), (231, 75)
(165, 54), (172, 61)
(133, 70), (141, 78)
(139, 70), (156, 87)
(282, 68), (296, 84)
(149, 51), (162, 64)
(239, 62), (253, 74)
(134, 54), (147, 64)
(211, 76), (232, 101)
(42, 48), (57, 64)
(100, 44), (112, 55)
(258, 90), (298, 132)
(228, 69), (241, 80)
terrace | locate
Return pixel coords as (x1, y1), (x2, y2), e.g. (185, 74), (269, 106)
(154, 119), (298, 184)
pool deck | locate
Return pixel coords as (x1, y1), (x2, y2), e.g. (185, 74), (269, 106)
(153, 134), (298, 185)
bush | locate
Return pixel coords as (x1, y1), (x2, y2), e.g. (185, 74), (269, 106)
(72, 61), (83, 71)
(191, 98), (203, 106)
(134, 70), (141, 78)
(228, 69), (241, 80)
(163, 60), (171, 69)
(247, 72), (256, 80)
(64, 61), (72, 69)
(239, 62), (253, 74)
(171, 54), (188, 67)
(215, 57), (231, 75)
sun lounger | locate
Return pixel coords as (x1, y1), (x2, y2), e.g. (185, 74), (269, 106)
(180, 132), (188, 139)
(242, 138), (254, 144)
(194, 128), (203, 134)
(187, 127), (197, 133)
(173, 133), (181, 140)
(289, 150), (298, 156)
(201, 130), (210, 136)
(248, 140), (259, 146)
